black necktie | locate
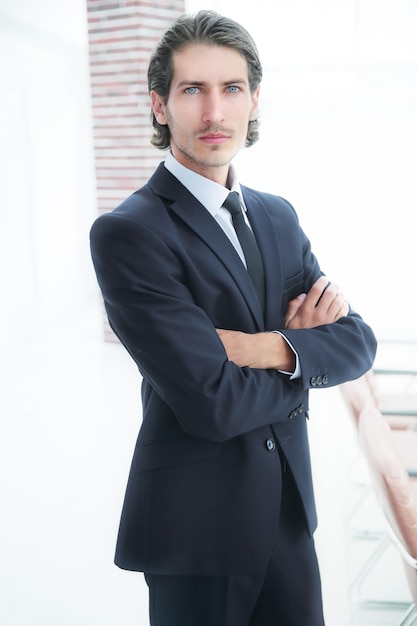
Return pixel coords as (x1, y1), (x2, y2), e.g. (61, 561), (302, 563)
(223, 191), (265, 314)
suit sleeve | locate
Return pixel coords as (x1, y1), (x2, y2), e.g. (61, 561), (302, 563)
(281, 317), (377, 390)
(278, 218), (377, 391)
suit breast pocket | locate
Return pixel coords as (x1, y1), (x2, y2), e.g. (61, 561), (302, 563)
(282, 270), (304, 301)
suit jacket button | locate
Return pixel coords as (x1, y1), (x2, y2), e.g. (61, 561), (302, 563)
(310, 376), (317, 386)
(316, 375), (323, 385)
(322, 375), (329, 385)
(266, 438), (276, 451)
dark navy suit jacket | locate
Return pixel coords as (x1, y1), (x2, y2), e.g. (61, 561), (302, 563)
(90, 162), (377, 576)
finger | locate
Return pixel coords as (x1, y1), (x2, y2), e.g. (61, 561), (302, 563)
(336, 300), (350, 320)
(316, 282), (340, 312)
(328, 294), (348, 321)
(304, 276), (330, 309)
(284, 293), (306, 325)
(315, 280), (331, 307)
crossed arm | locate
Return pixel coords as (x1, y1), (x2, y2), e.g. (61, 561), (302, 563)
(216, 276), (349, 371)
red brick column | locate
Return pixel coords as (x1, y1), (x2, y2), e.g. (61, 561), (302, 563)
(86, 0), (185, 340)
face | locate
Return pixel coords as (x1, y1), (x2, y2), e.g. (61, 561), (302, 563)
(151, 44), (260, 185)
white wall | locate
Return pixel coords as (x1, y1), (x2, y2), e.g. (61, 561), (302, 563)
(0, 0), (97, 355)
(187, 0), (417, 341)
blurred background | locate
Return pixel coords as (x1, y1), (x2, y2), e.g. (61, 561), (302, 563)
(0, 1), (416, 624)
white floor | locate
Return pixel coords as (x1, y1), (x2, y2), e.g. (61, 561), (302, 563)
(0, 296), (414, 625)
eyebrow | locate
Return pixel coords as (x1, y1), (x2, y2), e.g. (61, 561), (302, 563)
(176, 79), (248, 88)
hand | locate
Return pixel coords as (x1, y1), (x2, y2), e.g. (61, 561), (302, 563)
(285, 276), (348, 330)
(216, 329), (295, 371)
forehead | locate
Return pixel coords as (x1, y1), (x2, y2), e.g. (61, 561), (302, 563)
(171, 44), (250, 84)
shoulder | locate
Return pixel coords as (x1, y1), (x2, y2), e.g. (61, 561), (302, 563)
(89, 166), (191, 265)
(241, 185), (301, 227)
(90, 164), (173, 238)
(89, 189), (153, 253)
(242, 185), (296, 212)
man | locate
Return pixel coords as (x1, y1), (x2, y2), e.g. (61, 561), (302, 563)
(90, 10), (377, 625)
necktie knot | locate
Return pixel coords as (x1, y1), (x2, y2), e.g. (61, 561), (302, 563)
(222, 191), (242, 216)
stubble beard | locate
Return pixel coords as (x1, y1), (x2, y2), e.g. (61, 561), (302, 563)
(172, 128), (241, 174)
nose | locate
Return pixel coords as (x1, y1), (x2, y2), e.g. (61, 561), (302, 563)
(202, 91), (225, 124)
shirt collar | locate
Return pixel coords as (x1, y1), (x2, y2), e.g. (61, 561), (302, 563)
(164, 152), (244, 218)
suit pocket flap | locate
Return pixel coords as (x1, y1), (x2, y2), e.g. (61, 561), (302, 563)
(282, 270), (304, 298)
(131, 436), (221, 472)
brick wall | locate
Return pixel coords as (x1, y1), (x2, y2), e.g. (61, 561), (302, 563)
(86, 0), (185, 341)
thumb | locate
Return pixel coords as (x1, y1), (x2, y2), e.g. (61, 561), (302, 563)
(285, 293), (306, 327)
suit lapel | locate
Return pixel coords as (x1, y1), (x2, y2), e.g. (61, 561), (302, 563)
(149, 164), (264, 327)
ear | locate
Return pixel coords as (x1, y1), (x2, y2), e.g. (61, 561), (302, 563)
(249, 85), (261, 121)
(151, 90), (167, 125)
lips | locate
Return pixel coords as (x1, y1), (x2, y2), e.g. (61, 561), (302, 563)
(200, 133), (230, 144)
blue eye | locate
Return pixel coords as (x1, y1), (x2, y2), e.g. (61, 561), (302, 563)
(227, 86), (240, 93)
(185, 87), (199, 94)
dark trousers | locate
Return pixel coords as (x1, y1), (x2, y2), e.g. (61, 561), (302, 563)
(145, 459), (325, 626)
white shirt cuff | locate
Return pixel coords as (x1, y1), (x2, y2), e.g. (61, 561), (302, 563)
(272, 331), (301, 379)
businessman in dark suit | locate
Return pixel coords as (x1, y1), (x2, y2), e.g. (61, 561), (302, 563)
(90, 10), (377, 626)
